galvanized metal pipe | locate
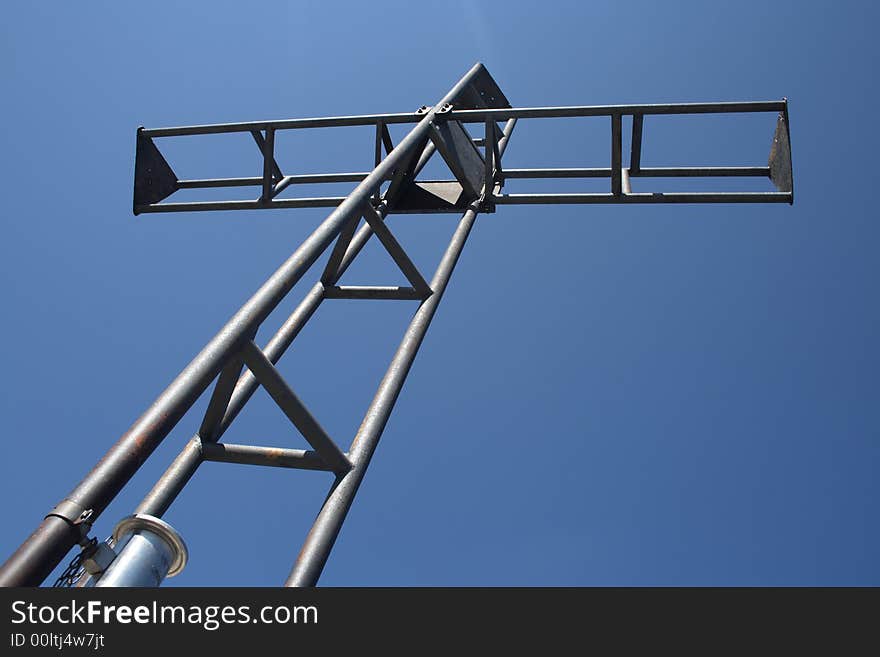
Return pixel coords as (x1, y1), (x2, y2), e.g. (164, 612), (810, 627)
(611, 114), (622, 195)
(201, 442), (332, 471)
(323, 285), (424, 300)
(135, 438), (203, 517)
(143, 112), (424, 138)
(95, 515), (187, 588)
(0, 62), (489, 587)
(137, 198), (347, 213)
(631, 114), (644, 172)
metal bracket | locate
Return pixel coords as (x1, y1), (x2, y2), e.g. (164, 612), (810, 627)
(45, 500), (93, 538)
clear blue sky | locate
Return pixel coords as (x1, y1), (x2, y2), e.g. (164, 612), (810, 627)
(1, 1), (877, 586)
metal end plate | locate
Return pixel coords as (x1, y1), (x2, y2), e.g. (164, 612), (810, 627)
(391, 181), (470, 213)
(453, 64), (511, 110)
(133, 131), (179, 212)
(430, 121), (485, 199)
(768, 111), (793, 196)
(112, 513), (188, 577)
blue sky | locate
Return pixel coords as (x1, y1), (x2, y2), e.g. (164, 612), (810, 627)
(1, 1), (878, 586)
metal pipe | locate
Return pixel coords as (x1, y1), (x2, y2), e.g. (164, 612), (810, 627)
(631, 115), (644, 172)
(201, 442), (333, 471)
(493, 192), (793, 204)
(0, 62), (490, 587)
(502, 167), (771, 179)
(492, 119), (517, 195)
(323, 286), (424, 300)
(447, 100), (787, 122)
(496, 119), (517, 160)
(413, 142), (438, 177)
(140, 100), (785, 139)
(273, 173), (373, 197)
(504, 167), (612, 179)
(177, 177), (264, 188)
(177, 173), (372, 190)
(484, 118), (494, 196)
(95, 515), (187, 588)
(631, 167), (770, 177)
(611, 114), (622, 195)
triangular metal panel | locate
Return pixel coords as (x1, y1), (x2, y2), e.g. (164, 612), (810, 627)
(391, 181), (471, 213)
(768, 111), (793, 198)
(133, 131), (179, 212)
(429, 120), (485, 200)
(451, 63), (511, 109)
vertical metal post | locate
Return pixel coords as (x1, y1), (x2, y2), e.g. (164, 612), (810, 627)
(484, 117), (495, 197)
(611, 113), (622, 195)
(630, 114), (644, 172)
(261, 128), (275, 202)
(374, 121), (384, 167)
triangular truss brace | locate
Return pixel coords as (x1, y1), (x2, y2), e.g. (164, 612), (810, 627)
(320, 202), (433, 301)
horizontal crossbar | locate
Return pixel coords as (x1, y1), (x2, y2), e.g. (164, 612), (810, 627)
(140, 100), (785, 138)
(324, 286), (428, 300)
(136, 198), (346, 214)
(177, 172), (372, 189)
(202, 442), (334, 471)
(493, 192), (792, 204)
(503, 167), (771, 179)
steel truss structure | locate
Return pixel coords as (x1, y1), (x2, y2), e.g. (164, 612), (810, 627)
(0, 63), (793, 587)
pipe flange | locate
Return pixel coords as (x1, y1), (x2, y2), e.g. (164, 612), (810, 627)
(112, 514), (188, 577)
